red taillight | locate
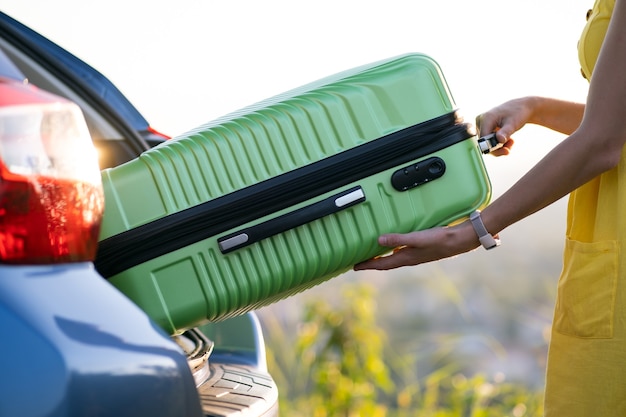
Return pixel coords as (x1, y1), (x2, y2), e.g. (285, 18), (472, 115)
(146, 125), (171, 140)
(0, 80), (104, 264)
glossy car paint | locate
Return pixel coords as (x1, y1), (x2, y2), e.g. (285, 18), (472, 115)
(0, 264), (203, 416)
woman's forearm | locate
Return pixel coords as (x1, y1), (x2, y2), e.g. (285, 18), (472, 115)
(481, 127), (612, 236)
(525, 96), (585, 135)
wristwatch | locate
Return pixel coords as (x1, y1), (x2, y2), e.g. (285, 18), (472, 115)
(469, 210), (500, 250)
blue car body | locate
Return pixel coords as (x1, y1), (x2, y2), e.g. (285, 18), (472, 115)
(0, 264), (203, 416)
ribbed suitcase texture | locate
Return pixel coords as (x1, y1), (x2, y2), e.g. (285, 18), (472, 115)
(95, 53), (492, 334)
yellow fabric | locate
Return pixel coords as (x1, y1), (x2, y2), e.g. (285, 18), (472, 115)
(578, 0), (615, 80)
(544, 1), (626, 415)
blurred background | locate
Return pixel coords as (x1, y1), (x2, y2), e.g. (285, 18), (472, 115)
(3, 0), (593, 408)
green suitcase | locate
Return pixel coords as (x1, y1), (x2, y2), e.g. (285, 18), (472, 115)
(95, 53), (492, 335)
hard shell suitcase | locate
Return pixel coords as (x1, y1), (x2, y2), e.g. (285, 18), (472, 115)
(94, 53), (492, 335)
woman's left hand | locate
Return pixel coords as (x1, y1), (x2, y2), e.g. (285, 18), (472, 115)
(353, 221), (479, 271)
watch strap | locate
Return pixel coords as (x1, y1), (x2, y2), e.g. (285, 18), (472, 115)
(469, 210), (500, 250)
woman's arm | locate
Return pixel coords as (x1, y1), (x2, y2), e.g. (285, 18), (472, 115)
(524, 97), (585, 136)
(354, 0), (626, 271)
(486, 0), (626, 234)
(477, 96), (585, 156)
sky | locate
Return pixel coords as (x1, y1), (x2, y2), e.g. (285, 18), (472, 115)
(2, 0), (592, 194)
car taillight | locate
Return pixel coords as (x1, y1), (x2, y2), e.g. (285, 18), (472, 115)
(0, 79), (104, 264)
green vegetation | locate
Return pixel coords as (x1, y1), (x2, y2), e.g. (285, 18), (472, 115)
(261, 283), (544, 417)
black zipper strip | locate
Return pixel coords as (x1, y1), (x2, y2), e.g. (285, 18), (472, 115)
(95, 112), (474, 278)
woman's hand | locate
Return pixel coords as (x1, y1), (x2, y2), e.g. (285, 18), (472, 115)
(353, 220), (480, 271)
(476, 97), (537, 156)
(477, 96), (585, 156)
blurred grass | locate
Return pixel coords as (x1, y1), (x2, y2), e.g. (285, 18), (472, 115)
(259, 280), (546, 416)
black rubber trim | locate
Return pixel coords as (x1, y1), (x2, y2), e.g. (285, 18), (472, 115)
(95, 112), (474, 278)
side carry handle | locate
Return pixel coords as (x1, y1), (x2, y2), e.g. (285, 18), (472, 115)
(218, 186), (366, 254)
(477, 133), (503, 154)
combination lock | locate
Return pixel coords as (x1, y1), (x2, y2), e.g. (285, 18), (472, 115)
(391, 156), (446, 192)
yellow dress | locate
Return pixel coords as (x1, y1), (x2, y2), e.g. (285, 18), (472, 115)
(544, 0), (626, 415)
